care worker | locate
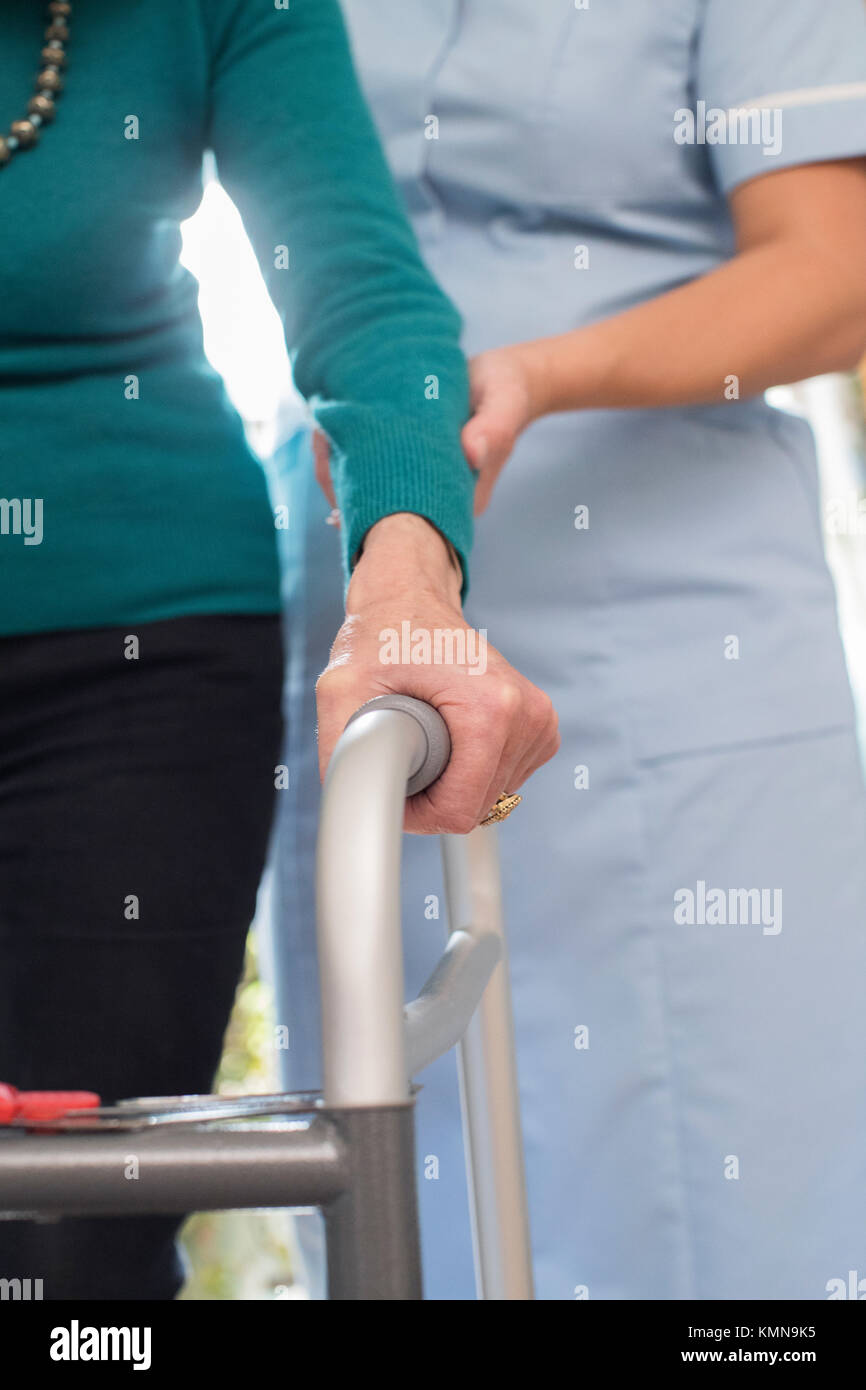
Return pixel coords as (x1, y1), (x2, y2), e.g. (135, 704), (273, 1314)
(269, 0), (866, 1298)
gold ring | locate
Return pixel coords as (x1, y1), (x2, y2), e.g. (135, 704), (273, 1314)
(479, 792), (522, 827)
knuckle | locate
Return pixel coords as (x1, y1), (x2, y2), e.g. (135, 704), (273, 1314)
(487, 680), (522, 722)
(315, 663), (350, 692)
(543, 728), (562, 765)
(314, 665), (356, 705)
(531, 687), (557, 729)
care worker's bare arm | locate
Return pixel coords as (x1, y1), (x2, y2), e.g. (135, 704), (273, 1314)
(463, 159), (866, 512)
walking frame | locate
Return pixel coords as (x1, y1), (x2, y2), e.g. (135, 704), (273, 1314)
(0, 696), (534, 1300)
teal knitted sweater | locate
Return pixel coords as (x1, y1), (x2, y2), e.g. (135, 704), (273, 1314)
(0, 0), (474, 636)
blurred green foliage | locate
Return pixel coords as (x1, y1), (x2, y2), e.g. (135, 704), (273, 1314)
(178, 933), (303, 1301)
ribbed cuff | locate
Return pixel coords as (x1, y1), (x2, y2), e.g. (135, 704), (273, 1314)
(314, 405), (476, 602)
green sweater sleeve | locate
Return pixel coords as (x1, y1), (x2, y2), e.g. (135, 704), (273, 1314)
(203, 0), (475, 592)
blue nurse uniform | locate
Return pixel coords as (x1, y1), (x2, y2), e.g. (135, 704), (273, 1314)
(267, 0), (866, 1299)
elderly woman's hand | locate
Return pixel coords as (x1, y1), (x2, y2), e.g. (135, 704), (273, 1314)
(315, 513), (560, 835)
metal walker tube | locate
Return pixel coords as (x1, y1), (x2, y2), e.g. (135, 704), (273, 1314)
(0, 697), (534, 1300)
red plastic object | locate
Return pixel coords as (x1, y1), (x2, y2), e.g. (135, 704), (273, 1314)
(0, 1083), (101, 1124)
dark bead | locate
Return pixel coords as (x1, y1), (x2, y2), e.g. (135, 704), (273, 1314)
(0, 137), (11, 166)
(10, 120), (39, 150)
(45, 21), (70, 42)
(41, 46), (67, 68)
(28, 94), (57, 123)
(35, 68), (64, 93)
(49, 2), (73, 15)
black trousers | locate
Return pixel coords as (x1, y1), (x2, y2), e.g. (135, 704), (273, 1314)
(0, 614), (284, 1299)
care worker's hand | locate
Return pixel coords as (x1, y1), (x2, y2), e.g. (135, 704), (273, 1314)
(315, 513), (560, 835)
(460, 344), (547, 516)
(316, 353), (540, 522)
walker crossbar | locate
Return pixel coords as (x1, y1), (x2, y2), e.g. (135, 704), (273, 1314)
(0, 697), (533, 1300)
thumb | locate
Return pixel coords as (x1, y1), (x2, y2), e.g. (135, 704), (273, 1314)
(462, 390), (526, 515)
(464, 373), (529, 466)
(462, 418), (490, 474)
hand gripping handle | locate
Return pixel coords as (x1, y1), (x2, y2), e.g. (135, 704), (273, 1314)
(345, 694), (451, 795)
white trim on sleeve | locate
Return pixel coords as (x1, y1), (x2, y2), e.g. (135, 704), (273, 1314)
(733, 82), (866, 112)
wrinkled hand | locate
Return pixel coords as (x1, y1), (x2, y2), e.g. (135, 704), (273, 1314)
(315, 513), (560, 835)
(460, 344), (547, 515)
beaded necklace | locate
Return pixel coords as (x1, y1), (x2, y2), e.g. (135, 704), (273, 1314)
(0, 3), (72, 169)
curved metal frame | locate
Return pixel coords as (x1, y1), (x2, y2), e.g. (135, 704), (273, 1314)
(0, 699), (534, 1300)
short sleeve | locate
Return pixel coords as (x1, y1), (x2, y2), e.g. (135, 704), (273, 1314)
(696, 0), (866, 195)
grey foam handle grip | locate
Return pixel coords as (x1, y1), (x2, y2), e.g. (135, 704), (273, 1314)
(345, 695), (451, 796)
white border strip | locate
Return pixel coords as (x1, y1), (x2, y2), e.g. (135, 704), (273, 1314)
(733, 82), (866, 112)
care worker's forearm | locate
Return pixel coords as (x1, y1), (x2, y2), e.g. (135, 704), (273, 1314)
(522, 238), (866, 416)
